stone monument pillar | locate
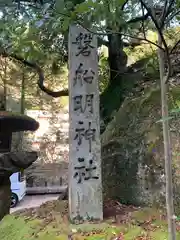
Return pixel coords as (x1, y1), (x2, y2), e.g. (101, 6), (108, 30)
(68, 25), (103, 222)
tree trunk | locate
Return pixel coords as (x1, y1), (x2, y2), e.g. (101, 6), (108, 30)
(100, 34), (128, 127)
(0, 176), (11, 221)
(158, 33), (176, 240)
(108, 33), (127, 84)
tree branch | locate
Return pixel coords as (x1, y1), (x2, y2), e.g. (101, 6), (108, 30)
(127, 12), (149, 24)
(161, 0), (168, 25)
(140, 1), (146, 39)
(166, 9), (180, 25)
(19, 2), (41, 9)
(139, 0), (171, 84)
(1, 51), (68, 98)
(123, 33), (165, 50)
(170, 40), (180, 54)
(121, 0), (128, 10)
(14, 0), (44, 5)
(165, 0), (176, 19)
(76, 21), (166, 51)
(139, 1), (168, 50)
(123, 41), (141, 48)
(98, 38), (109, 47)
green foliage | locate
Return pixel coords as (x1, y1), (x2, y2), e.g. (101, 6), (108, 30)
(98, 52), (109, 93)
(0, 0), (178, 66)
(0, 0), (178, 97)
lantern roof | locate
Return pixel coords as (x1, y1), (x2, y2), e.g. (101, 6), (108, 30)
(0, 111), (39, 133)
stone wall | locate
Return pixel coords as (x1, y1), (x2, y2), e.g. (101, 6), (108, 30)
(25, 162), (68, 187)
(23, 110), (69, 187)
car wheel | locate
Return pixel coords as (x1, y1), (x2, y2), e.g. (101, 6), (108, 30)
(11, 193), (18, 208)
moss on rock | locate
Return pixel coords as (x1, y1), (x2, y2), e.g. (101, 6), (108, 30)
(101, 85), (180, 208)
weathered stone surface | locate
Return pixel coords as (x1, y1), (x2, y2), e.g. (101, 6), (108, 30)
(0, 151), (38, 176)
(68, 25), (103, 221)
(25, 162), (68, 187)
(0, 112), (39, 133)
(0, 151), (38, 221)
(0, 177), (11, 221)
(101, 85), (180, 209)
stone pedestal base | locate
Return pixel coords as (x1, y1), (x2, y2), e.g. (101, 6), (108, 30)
(0, 151), (39, 221)
(0, 177), (11, 221)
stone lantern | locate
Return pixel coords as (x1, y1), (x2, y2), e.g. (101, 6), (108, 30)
(0, 111), (39, 221)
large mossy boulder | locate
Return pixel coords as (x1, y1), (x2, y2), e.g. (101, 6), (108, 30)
(101, 85), (180, 209)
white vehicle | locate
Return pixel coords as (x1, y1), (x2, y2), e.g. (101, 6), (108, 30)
(10, 171), (26, 208)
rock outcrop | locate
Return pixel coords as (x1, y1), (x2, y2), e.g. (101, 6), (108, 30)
(101, 85), (180, 210)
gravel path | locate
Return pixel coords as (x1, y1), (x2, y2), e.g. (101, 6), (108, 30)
(10, 194), (59, 213)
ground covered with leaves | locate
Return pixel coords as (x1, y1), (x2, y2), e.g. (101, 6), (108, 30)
(1, 200), (180, 240)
